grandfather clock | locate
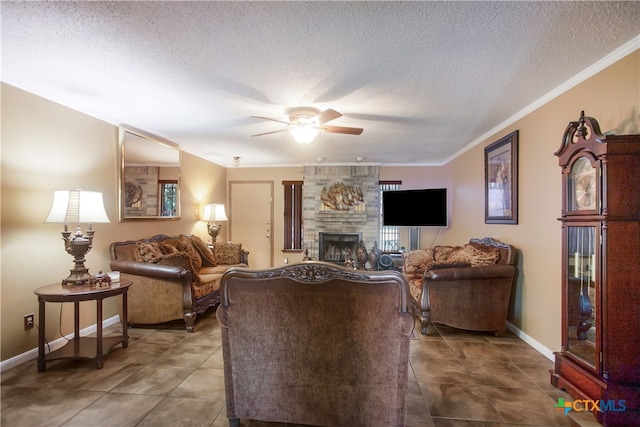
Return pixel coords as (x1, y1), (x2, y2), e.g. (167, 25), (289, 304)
(551, 111), (640, 426)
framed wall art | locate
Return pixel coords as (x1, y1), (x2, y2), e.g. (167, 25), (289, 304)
(484, 130), (518, 224)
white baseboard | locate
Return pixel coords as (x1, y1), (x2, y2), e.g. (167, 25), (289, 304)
(0, 315), (121, 373)
(506, 321), (555, 361)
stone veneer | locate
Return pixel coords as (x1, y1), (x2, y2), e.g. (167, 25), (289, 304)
(124, 166), (158, 216)
(303, 165), (380, 260)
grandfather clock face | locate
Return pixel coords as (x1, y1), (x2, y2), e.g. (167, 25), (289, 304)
(568, 157), (597, 211)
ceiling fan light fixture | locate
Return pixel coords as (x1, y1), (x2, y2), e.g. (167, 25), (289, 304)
(251, 108), (363, 143)
(289, 126), (319, 144)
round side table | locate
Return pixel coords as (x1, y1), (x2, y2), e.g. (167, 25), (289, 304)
(34, 279), (132, 372)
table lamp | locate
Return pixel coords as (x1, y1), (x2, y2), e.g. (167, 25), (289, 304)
(44, 190), (110, 285)
(202, 203), (227, 244)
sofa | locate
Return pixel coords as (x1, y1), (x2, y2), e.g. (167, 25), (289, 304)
(217, 261), (414, 427)
(109, 234), (248, 331)
(402, 237), (517, 336)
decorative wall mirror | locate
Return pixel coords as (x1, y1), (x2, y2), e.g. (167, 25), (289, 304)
(118, 126), (181, 221)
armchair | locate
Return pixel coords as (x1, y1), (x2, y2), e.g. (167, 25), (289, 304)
(216, 261), (414, 427)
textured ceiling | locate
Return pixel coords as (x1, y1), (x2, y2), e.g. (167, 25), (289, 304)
(2, 1), (639, 167)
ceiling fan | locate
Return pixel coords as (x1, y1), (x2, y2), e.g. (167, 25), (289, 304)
(250, 107), (364, 144)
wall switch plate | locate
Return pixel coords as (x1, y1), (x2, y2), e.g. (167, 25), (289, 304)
(24, 313), (34, 330)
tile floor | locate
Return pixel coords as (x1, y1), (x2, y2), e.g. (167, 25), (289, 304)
(1, 308), (599, 427)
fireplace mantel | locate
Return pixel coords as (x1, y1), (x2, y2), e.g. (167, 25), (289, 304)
(316, 210), (367, 224)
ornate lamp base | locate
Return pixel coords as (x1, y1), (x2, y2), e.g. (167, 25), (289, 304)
(207, 223), (221, 244)
(62, 268), (92, 285)
(61, 228), (95, 286)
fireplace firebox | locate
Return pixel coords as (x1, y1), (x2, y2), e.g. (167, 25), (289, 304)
(318, 232), (362, 265)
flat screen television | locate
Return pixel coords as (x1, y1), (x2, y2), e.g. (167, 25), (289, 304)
(382, 188), (448, 227)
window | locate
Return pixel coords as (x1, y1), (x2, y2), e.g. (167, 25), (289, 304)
(379, 181), (401, 252)
(283, 181), (303, 250)
(159, 180), (178, 216)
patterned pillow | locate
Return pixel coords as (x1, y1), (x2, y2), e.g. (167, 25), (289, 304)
(159, 243), (179, 255)
(134, 241), (163, 263)
(213, 242), (243, 265)
(189, 235), (217, 267)
(432, 245), (458, 263)
(156, 252), (200, 283)
(402, 249), (434, 279)
(174, 234), (203, 271)
(446, 244), (500, 267)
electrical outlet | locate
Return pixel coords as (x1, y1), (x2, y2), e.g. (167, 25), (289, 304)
(24, 313), (34, 330)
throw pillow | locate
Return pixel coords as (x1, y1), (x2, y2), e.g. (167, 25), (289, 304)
(156, 252), (201, 283)
(469, 241), (504, 262)
(175, 234), (203, 271)
(432, 245), (458, 263)
(447, 244), (500, 267)
(159, 243), (179, 255)
(134, 241), (163, 263)
(402, 249), (434, 277)
(213, 242), (243, 265)
(163, 237), (178, 247)
(189, 235), (217, 267)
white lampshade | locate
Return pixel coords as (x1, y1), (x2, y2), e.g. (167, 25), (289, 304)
(202, 203), (228, 222)
(289, 126), (319, 144)
(45, 190), (110, 224)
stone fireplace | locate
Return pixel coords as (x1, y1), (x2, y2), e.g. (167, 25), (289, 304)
(303, 165), (380, 260)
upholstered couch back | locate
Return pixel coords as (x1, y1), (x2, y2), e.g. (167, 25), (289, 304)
(217, 262), (414, 427)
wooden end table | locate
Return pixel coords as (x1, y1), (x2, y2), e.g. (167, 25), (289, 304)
(34, 279), (132, 372)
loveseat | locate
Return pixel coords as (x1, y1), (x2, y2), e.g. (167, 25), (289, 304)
(217, 262), (414, 427)
(109, 234), (248, 331)
(402, 237), (517, 336)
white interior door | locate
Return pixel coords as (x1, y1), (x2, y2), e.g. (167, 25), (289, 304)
(229, 181), (273, 268)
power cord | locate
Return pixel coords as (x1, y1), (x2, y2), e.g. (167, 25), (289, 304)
(428, 227), (441, 248)
(32, 303), (70, 356)
(59, 303), (71, 342)
(29, 303), (76, 356)
(32, 323), (51, 354)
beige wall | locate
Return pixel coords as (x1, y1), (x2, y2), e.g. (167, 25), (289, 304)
(379, 165), (453, 248)
(1, 83), (227, 361)
(383, 51), (639, 351)
(2, 49), (638, 363)
(435, 50), (640, 351)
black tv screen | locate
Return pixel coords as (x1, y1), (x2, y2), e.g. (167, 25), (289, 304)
(382, 188), (448, 227)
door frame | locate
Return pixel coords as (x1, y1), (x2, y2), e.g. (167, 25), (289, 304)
(228, 180), (274, 267)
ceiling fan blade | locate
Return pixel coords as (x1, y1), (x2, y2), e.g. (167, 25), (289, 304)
(251, 129), (288, 137)
(323, 125), (364, 135)
(250, 116), (290, 125)
(314, 109), (342, 124)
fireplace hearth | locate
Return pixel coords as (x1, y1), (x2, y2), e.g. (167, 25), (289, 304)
(318, 232), (361, 265)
